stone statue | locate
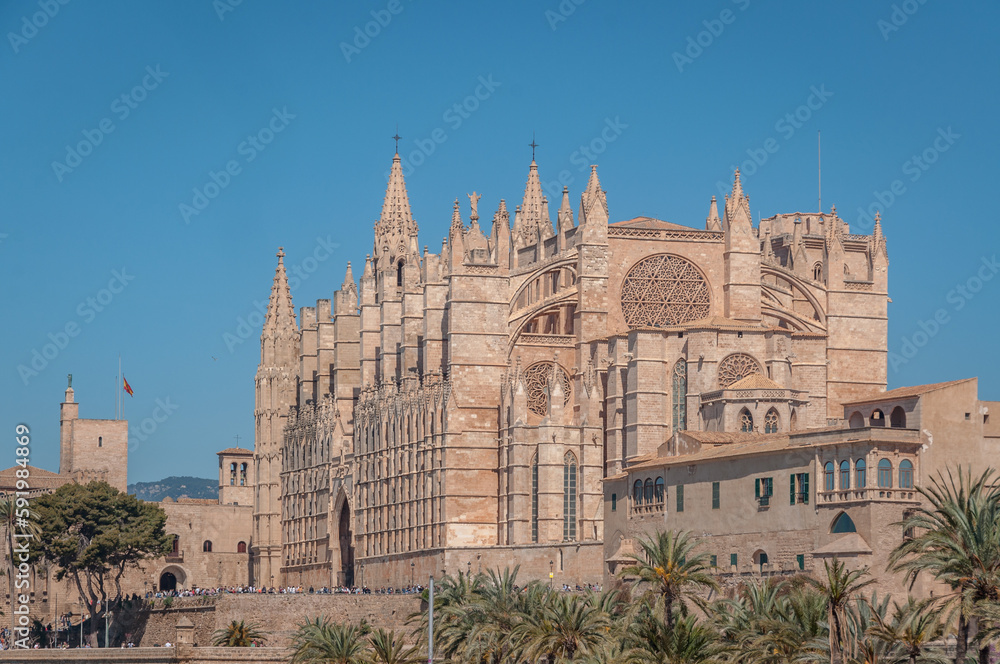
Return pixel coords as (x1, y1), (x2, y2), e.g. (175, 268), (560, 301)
(468, 192), (481, 220)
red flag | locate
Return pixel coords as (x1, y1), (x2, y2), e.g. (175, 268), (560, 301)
(123, 376), (134, 397)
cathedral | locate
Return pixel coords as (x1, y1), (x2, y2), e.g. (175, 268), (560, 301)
(251, 148), (901, 589)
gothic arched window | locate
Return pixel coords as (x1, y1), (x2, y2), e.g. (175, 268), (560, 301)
(563, 452), (577, 541)
(764, 409), (779, 434)
(672, 359), (688, 432)
(740, 409), (754, 433)
(813, 262), (823, 282)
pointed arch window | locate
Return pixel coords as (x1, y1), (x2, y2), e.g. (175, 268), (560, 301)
(563, 452), (577, 541)
(764, 409), (779, 434)
(831, 512), (857, 533)
(672, 359), (688, 432)
(531, 456), (539, 543)
(740, 409), (754, 433)
(813, 262), (823, 282)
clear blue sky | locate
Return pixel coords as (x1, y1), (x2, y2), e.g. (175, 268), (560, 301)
(2, 1), (998, 483)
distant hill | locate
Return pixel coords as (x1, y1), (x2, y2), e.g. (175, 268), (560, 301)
(128, 476), (217, 502)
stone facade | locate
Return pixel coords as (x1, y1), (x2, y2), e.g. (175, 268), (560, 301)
(255, 153), (898, 590)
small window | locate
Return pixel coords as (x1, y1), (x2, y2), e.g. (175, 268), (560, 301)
(796, 554), (805, 570)
(824, 462), (835, 491)
(899, 459), (914, 489)
(632, 480), (643, 504)
(985, 414), (991, 424)
(839, 460), (850, 490)
(878, 459), (893, 488)
(740, 409), (754, 433)
(611, 493), (617, 512)
(203, 540), (213, 552)
(98, 436), (103, 448)
(965, 413), (971, 421)
(737, 331), (743, 339)
(709, 555), (717, 567)
(831, 512), (857, 533)
(654, 477), (665, 503)
(813, 262), (823, 282)
(676, 485), (685, 512)
(764, 409), (779, 434)
(855, 459), (866, 488)
(712, 482), (720, 510)
(871, 409), (885, 427)
(643, 479), (654, 503)
(730, 553), (738, 567)
(237, 541), (247, 554)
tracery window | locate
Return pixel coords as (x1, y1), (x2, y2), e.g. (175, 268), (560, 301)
(524, 362), (572, 417)
(672, 359), (687, 431)
(563, 452), (577, 541)
(718, 354), (763, 388)
(740, 409), (754, 433)
(620, 254), (711, 328)
(764, 409), (779, 434)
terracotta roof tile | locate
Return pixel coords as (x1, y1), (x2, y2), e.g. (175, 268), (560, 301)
(842, 378), (976, 405)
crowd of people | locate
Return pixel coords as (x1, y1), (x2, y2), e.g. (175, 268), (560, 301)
(145, 583), (428, 598)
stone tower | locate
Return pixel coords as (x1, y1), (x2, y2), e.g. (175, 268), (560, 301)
(252, 248), (299, 587)
(58, 377), (128, 491)
(218, 447), (254, 506)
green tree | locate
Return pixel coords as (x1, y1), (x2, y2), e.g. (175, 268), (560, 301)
(514, 590), (616, 663)
(211, 619), (268, 647)
(30, 481), (171, 646)
(368, 627), (420, 664)
(628, 603), (720, 664)
(889, 468), (1000, 664)
(291, 617), (370, 664)
(868, 597), (947, 664)
(0, 496), (41, 644)
(805, 558), (875, 664)
(621, 531), (719, 634)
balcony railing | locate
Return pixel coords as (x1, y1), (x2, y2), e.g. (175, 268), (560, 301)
(819, 487), (918, 504)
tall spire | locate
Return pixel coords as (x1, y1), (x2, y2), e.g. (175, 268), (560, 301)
(264, 247), (297, 337)
(724, 169), (752, 231)
(516, 159), (548, 247)
(375, 153), (417, 263)
(450, 198), (464, 235)
(557, 186), (574, 233)
(706, 195), (722, 231)
(580, 165), (608, 226)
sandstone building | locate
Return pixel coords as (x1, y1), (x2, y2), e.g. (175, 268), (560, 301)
(248, 149), (977, 592)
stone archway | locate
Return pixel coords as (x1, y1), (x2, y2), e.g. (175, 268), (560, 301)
(159, 565), (187, 591)
(337, 500), (354, 587)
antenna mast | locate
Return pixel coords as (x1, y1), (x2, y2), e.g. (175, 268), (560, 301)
(818, 130), (822, 213)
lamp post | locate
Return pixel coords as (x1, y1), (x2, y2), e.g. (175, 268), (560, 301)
(466, 561), (471, 577)
(105, 609), (112, 648)
(410, 561), (414, 588)
(549, 560), (554, 588)
(427, 576), (434, 664)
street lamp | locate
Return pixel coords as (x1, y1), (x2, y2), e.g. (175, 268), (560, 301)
(549, 560), (554, 588)
(410, 561), (414, 588)
(466, 561), (471, 577)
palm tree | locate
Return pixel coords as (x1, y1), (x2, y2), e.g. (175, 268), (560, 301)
(0, 497), (41, 642)
(368, 627), (420, 664)
(211, 619), (267, 646)
(889, 468), (1000, 664)
(291, 617), (370, 664)
(806, 557), (875, 664)
(628, 603), (720, 664)
(514, 590), (617, 663)
(621, 531), (719, 633)
(869, 597), (947, 664)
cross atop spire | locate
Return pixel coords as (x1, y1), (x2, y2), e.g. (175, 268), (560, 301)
(529, 133), (539, 162)
(392, 126), (402, 154)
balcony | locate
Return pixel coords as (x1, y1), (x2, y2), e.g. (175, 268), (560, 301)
(165, 551), (184, 563)
(819, 487), (918, 505)
(630, 500), (664, 515)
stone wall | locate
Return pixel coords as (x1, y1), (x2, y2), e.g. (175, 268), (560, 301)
(139, 593), (422, 648)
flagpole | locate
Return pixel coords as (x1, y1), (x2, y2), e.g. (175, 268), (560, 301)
(118, 355), (122, 421)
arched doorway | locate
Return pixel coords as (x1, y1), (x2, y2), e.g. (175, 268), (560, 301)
(338, 501), (354, 587)
(159, 572), (177, 592)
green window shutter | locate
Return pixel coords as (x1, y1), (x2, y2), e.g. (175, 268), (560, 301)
(803, 473), (810, 504)
(755, 478), (760, 498)
(796, 554), (805, 570)
(611, 493), (617, 512)
(676, 485), (684, 512)
(790, 474), (796, 505)
(710, 555), (717, 568)
(730, 553), (737, 567)
(712, 482), (720, 509)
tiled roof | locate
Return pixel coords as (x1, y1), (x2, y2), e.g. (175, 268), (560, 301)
(812, 532), (872, 556)
(842, 378), (976, 405)
(726, 374), (785, 390)
(610, 217), (700, 232)
(216, 447), (253, 455)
